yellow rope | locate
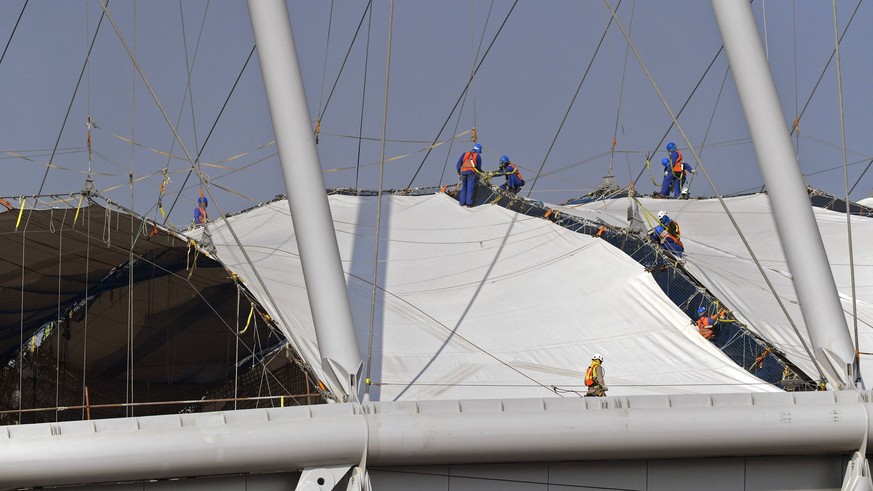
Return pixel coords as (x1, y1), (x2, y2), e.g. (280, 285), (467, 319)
(187, 241), (199, 279)
(15, 196), (24, 230)
(645, 156), (659, 186)
(100, 127), (273, 169)
(73, 195), (84, 226)
(1, 149), (104, 175)
(156, 170), (170, 220)
(239, 304), (255, 335)
(322, 128), (473, 174)
(633, 197), (660, 230)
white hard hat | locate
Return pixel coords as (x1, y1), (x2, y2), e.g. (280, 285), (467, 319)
(592, 353), (603, 362)
(657, 210), (666, 220)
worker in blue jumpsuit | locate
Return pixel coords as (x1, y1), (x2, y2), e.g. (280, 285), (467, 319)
(658, 157), (674, 197)
(650, 224), (684, 257)
(194, 195), (209, 224)
(657, 210), (681, 239)
(659, 142), (695, 198)
(456, 143), (483, 206)
(696, 306), (724, 341)
(496, 155), (524, 194)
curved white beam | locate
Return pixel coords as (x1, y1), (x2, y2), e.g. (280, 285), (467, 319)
(1, 391), (870, 488)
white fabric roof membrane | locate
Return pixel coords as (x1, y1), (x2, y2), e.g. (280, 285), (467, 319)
(558, 194), (873, 385)
(188, 193), (777, 401)
(857, 197), (873, 208)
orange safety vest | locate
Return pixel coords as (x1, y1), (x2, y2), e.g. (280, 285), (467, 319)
(666, 220), (681, 240)
(196, 206), (208, 224)
(697, 316), (715, 339)
(460, 151), (479, 174)
(506, 163), (524, 181)
(671, 149), (685, 174)
(584, 363), (600, 387)
(659, 228), (683, 249)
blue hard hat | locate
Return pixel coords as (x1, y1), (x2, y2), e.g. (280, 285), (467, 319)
(472, 143), (483, 153)
(661, 157), (670, 165)
(697, 306), (706, 316)
(655, 225), (665, 235)
(666, 142), (676, 151)
(499, 155), (510, 164)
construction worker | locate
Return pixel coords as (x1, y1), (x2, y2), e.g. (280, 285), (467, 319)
(657, 157), (674, 198)
(696, 306), (726, 341)
(666, 142), (696, 197)
(659, 142), (695, 198)
(584, 353), (607, 397)
(456, 143), (483, 207)
(650, 225), (684, 257)
(657, 210), (681, 239)
(194, 194), (209, 225)
(496, 155), (525, 194)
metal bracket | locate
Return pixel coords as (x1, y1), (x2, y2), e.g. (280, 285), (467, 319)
(842, 400), (873, 491)
(841, 451), (872, 491)
(346, 466), (371, 491)
(296, 465), (352, 491)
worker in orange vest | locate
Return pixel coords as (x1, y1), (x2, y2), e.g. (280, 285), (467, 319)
(584, 353), (607, 397)
(657, 210), (681, 239)
(657, 142), (695, 198)
(456, 143), (483, 207)
(194, 194), (209, 225)
(650, 225), (684, 257)
(496, 155), (525, 194)
(696, 306), (726, 341)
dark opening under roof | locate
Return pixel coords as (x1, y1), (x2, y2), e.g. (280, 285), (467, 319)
(0, 197), (275, 386)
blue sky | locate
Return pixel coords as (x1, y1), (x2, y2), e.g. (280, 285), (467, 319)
(0, 1), (871, 227)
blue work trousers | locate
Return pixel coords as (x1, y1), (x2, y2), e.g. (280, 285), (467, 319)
(459, 172), (478, 206)
(659, 172), (686, 198)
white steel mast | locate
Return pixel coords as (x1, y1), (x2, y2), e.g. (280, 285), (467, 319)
(247, 0), (362, 400)
(711, 0), (856, 389)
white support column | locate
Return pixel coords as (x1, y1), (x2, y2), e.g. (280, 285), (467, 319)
(710, 0), (855, 388)
(1, 392), (871, 488)
(247, 0), (362, 399)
